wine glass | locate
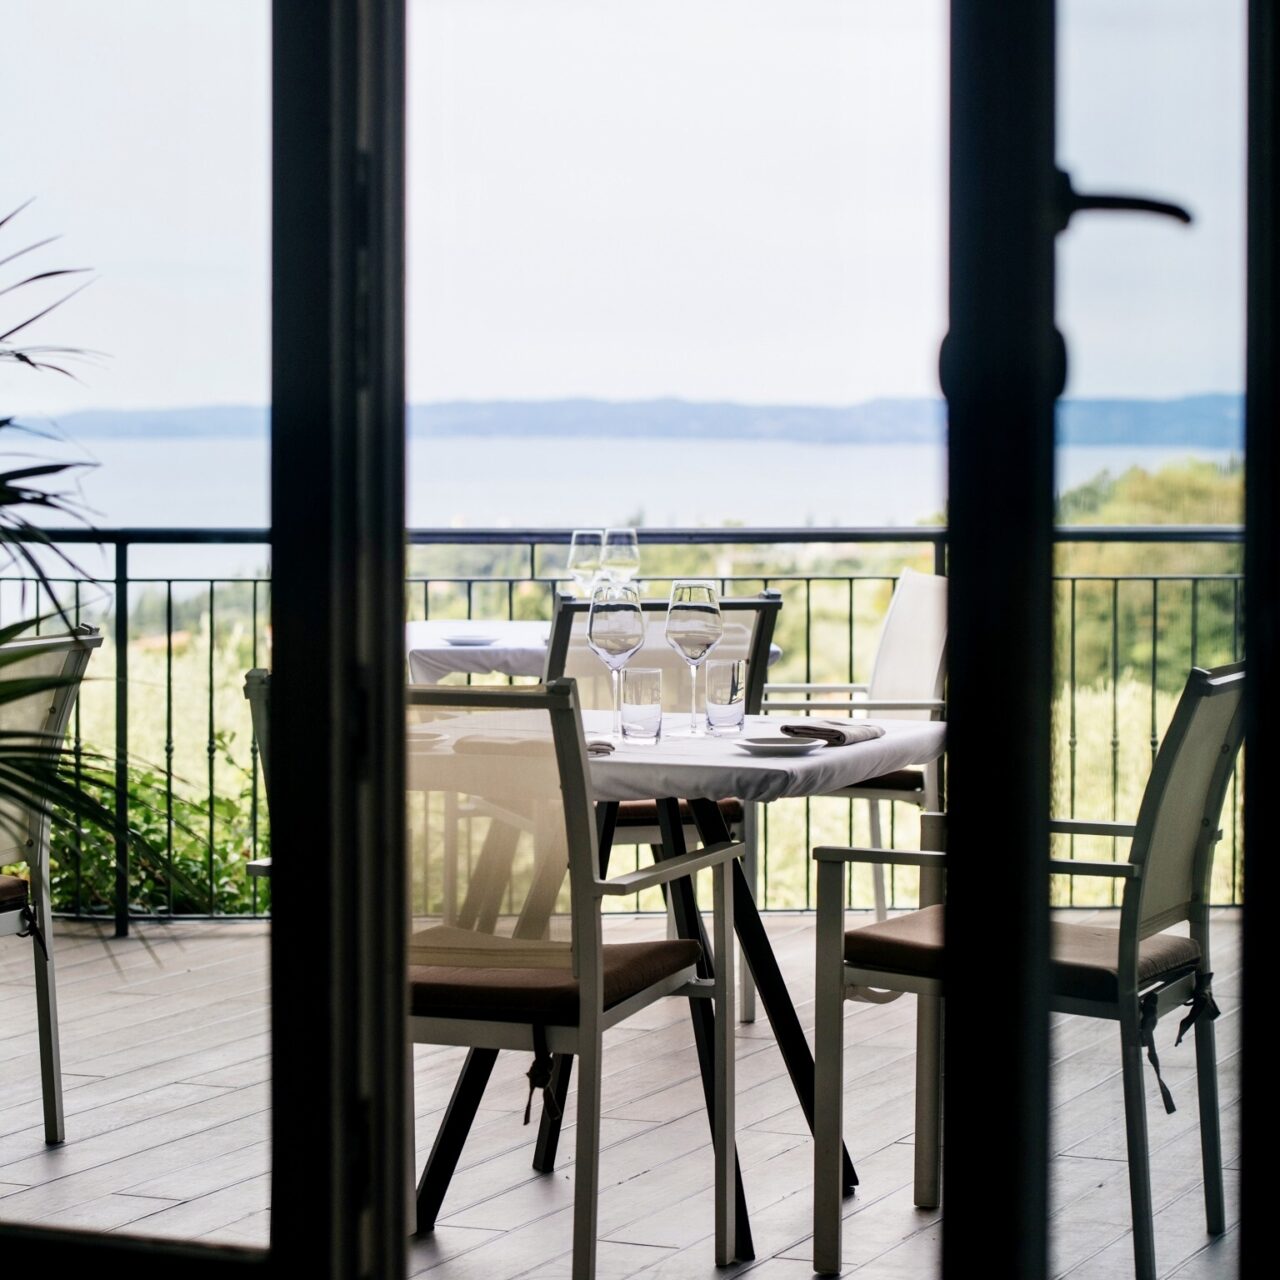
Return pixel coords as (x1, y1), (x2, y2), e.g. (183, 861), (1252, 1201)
(601, 527), (641, 582)
(665, 580), (724, 735)
(567, 529), (604, 596)
(587, 582), (646, 740)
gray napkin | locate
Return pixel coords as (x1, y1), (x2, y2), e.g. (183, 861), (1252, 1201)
(586, 739), (616, 757)
(779, 720), (886, 748)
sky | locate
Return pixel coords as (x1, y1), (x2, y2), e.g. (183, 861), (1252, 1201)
(2, 0), (1246, 418)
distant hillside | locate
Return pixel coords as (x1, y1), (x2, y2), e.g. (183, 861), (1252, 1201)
(37, 394), (1244, 449)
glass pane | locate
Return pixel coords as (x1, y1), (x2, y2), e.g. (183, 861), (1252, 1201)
(0, 0), (271, 1249)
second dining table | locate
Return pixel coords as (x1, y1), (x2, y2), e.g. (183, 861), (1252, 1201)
(413, 709), (947, 1256)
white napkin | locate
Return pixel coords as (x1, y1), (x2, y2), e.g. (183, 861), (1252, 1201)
(779, 720), (886, 748)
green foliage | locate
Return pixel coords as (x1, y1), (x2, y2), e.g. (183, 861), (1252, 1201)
(41, 731), (269, 916)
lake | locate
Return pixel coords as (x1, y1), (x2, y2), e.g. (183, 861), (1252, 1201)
(56, 435), (1237, 578)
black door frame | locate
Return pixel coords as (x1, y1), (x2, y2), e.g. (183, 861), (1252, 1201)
(1242, 3), (1277, 1276)
(941, 4), (1056, 1275)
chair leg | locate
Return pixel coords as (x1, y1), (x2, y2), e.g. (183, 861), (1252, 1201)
(739, 803), (758, 1023)
(1119, 1007), (1157, 1280)
(868, 801), (888, 922)
(712, 859), (737, 1264)
(813, 860), (846, 1275)
(913, 993), (942, 1208)
(571, 1031), (603, 1280)
(30, 883), (64, 1144)
(1194, 1008), (1226, 1235)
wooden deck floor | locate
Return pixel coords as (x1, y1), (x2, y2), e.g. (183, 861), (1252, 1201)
(0, 911), (1240, 1276)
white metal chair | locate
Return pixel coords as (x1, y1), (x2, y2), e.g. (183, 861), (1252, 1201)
(0, 626), (102, 1143)
(811, 663), (1244, 1279)
(764, 567), (946, 919)
(406, 679), (740, 1277)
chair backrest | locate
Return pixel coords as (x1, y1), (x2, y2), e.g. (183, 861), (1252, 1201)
(866, 567), (948, 719)
(405, 679), (601, 989)
(244, 668), (271, 797)
(0, 627), (102, 867)
(543, 590), (782, 715)
(1124, 663), (1245, 940)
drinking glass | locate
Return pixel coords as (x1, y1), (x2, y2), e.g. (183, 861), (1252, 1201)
(602, 527), (641, 582)
(664, 580), (724, 735)
(621, 668), (662, 743)
(567, 529), (604, 596)
(587, 582), (645, 740)
(705, 659), (747, 736)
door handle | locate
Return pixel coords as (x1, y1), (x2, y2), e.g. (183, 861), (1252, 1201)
(1054, 169), (1192, 231)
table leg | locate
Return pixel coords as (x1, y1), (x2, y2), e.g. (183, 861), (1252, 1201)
(415, 1047), (498, 1233)
(687, 798), (859, 1195)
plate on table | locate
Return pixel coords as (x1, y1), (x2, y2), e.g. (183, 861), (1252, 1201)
(442, 634), (498, 647)
(734, 736), (824, 757)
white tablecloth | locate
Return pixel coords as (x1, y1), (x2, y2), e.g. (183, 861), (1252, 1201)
(406, 620), (783, 686)
(584, 712), (945, 805)
(406, 620), (553, 684)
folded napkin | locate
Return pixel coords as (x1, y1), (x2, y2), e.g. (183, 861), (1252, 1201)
(779, 720), (886, 748)
(586, 739), (616, 757)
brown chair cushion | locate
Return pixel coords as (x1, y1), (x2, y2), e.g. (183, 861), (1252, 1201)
(0, 874), (29, 911)
(844, 769), (924, 794)
(843, 904), (1201, 1003)
(409, 938), (701, 1024)
(614, 797), (745, 828)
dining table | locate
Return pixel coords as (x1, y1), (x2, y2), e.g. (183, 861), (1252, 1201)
(405, 618), (784, 685)
(414, 711), (947, 1255)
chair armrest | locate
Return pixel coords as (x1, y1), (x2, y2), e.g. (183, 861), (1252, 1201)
(247, 858), (273, 878)
(841, 698), (945, 713)
(596, 841), (743, 896)
(813, 846), (946, 868)
(1048, 858), (1140, 879)
(1049, 819), (1137, 838)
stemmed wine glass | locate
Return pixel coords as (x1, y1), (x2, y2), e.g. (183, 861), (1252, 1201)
(602, 527), (641, 583)
(665, 580), (724, 735)
(567, 529), (604, 596)
(587, 582), (646, 741)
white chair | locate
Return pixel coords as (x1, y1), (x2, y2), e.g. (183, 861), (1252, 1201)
(0, 626), (102, 1143)
(764, 567), (946, 919)
(811, 663), (1244, 1279)
(406, 679), (741, 1277)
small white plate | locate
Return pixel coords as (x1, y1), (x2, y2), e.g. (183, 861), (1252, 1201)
(442, 634), (498, 647)
(734, 736), (824, 757)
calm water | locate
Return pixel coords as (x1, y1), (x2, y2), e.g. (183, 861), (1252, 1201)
(64, 436), (1236, 577)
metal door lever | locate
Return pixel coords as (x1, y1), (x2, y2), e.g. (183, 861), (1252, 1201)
(1054, 169), (1193, 231)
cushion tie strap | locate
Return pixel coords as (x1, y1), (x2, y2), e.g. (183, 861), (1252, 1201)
(1174, 972), (1221, 1048)
(523, 1025), (559, 1127)
(18, 907), (49, 963)
(1139, 992), (1178, 1115)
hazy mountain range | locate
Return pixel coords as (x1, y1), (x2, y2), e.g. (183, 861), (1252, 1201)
(36, 394), (1244, 450)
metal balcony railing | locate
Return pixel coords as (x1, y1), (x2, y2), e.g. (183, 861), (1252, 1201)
(0, 525), (1243, 932)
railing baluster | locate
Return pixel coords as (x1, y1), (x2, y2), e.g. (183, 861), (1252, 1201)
(166, 583), (175, 917)
(207, 581), (217, 915)
(114, 540), (130, 937)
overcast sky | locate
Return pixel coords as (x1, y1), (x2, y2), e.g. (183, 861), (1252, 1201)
(3, 0), (1245, 417)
